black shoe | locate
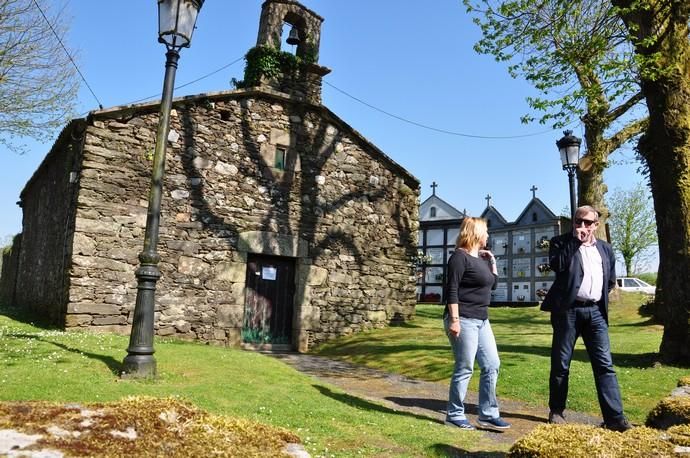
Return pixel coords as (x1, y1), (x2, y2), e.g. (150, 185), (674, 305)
(548, 411), (566, 424)
(603, 418), (633, 432)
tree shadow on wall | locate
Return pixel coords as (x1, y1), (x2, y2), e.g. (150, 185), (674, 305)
(175, 97), (416, 320)
(178, 102), (373, 261)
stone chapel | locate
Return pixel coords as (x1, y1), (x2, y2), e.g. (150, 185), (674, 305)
(4, 0), (419, 352)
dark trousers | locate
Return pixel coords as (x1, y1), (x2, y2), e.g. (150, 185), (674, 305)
(549, 305), (625, 423)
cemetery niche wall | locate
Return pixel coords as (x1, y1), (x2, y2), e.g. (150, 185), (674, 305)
(418, 190), (569, 305)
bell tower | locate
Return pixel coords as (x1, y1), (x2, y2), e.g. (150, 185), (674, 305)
(253, 0), (331, 104)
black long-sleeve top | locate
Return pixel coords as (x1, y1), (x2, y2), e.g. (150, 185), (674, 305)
(444, 249), (498, 320)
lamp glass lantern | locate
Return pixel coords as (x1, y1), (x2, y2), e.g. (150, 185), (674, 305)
(158, 0), (204, 50)
(557, 130), (581, 171)
(556, 130), (582, 220)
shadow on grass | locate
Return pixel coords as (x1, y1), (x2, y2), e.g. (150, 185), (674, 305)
(489, 315), (551, 326)
(415, 305), (444, 320)
(494, 331), (553, 338)
(385, 396), (546, 424)
(313, 384), (441, 423)
(389, 321), (423, 329)
(498, 343), (661, 369)
(0, 305), (60, 331)
(319, 342), (449, 355)
(4, 332), (122, 376)
(615, 318), (659, 327)
(431, 444), (506, 457)
(385, 396), (470, 416)
(48, 340), (122, 375)
(612, 352), (660, 368)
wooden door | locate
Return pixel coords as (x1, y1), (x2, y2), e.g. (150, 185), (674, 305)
(242, 254), (295, 345)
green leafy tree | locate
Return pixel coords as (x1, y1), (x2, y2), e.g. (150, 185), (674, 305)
(0, 234), (13, 248)
(0, 0), (79, 153)
(463, 0), (648, 232)
(607, 184), (657, 276)
(612, 0), (690, 364)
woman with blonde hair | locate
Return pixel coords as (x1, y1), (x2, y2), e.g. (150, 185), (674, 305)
(443, 216), (510, 431)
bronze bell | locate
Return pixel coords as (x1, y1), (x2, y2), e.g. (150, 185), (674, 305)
(286, 26), (300, 45)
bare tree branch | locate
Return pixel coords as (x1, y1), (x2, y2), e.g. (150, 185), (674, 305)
(0, 0), (79, 153)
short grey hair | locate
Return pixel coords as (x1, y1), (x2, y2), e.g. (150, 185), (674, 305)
(575, 205), (599, 220)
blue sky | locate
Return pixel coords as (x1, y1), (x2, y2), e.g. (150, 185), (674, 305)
(0, 0), (646, 246)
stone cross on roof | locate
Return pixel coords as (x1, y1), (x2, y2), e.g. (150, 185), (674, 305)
(431, 181), (438, 196)
(485, 194), (492, 207)
(531, 185), (538, 198)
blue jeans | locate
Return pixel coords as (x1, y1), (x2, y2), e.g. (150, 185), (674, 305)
(549, 306), (625, 423)
(445, 317), (501, 421)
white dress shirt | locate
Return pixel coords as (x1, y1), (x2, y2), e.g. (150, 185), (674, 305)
(577, 242), (603, 302)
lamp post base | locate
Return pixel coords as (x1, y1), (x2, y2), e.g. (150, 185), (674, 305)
(121, 354), (157, 379)
(121, 262), (160, 379)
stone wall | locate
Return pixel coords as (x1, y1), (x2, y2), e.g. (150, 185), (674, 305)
(0, 234), (21, 306)
(14, 121), (85, 325)
(63, 89), (419, 350)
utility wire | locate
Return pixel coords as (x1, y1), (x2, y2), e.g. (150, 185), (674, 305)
(51, 22), (573, 143)
(34, 0), (572, 140)
(323, 80), (571, 140)
(126, 56), (245, 106)
(79, 55), (245, 117)
(33, 0), (104, 109)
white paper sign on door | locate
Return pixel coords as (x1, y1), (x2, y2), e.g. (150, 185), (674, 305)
(262, 266), (277, 280)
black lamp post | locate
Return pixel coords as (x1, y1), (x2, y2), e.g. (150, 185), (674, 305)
(122, 0), (204, 378)
(557, 130), (582, 221)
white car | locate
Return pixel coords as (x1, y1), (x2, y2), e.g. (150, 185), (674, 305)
(616, 277), (656, 295)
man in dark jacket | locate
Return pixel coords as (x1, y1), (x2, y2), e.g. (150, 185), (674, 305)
(541, 205), (631, 431)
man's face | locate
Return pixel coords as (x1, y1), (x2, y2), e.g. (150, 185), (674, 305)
(573, 210), (599, 242)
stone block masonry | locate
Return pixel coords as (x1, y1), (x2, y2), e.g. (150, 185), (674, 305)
(15, 88), (419, 351)
(11, 0), (418, 353)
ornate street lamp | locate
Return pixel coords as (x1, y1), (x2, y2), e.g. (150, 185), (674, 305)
(122, 0), (204, 378)
(557, 130), (582, 221)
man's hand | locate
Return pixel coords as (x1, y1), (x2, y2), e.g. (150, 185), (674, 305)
(573, 211), (599, 245)
(574, 226), (596, 245)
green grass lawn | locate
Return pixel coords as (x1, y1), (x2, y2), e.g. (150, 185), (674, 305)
(0, 307), (481, 457)
(1, 292), (684, 456)
(313, 292), (688, 424)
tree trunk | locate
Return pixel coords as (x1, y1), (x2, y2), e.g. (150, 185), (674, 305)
(642, 78), (690, 363)
(615, 0), (690, 364)
(653, 262), (666, 324)
(579, 120), (610, 240)
(578, 155), (609, 239)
